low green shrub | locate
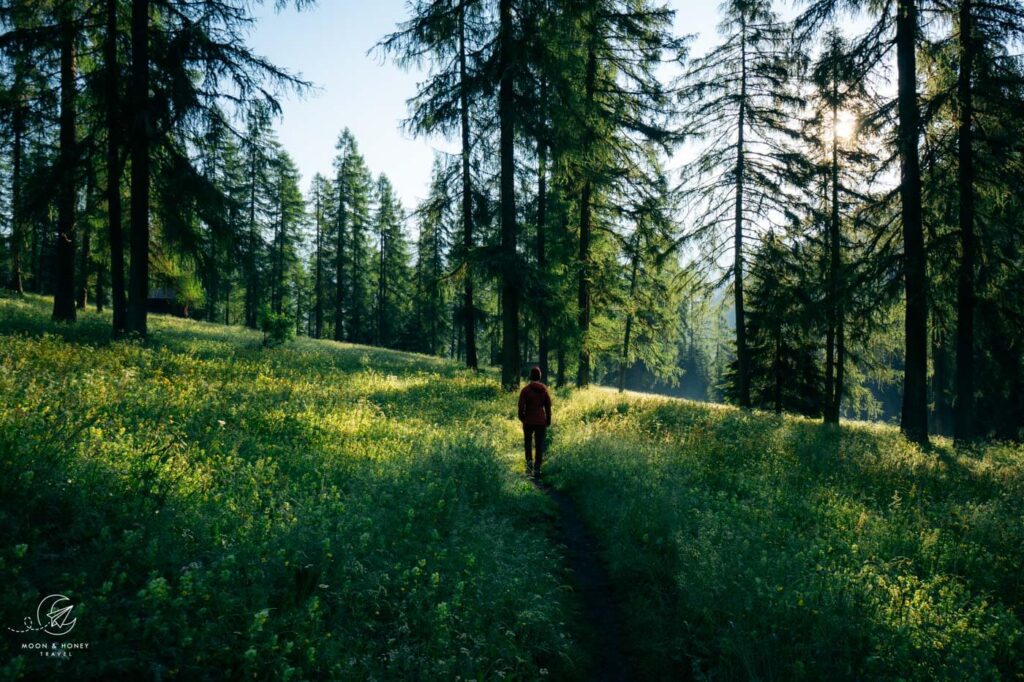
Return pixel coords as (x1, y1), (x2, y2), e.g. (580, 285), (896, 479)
(258, 306), (296, 347)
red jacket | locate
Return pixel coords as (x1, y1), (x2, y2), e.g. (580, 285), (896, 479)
(518, 381), (552, 426)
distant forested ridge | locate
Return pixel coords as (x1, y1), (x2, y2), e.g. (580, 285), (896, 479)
(1, 0), (1022, 442)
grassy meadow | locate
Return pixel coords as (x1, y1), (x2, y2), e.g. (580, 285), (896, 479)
(2, 294), (1022, 680)
(550, 393), (1024, 679)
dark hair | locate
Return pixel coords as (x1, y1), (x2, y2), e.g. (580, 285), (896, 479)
(529, 366), (542, 381)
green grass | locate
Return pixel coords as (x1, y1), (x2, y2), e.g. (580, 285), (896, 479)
(0, 295), (581, 680)
(548, 392), (1024, 680)
(2, 294), (1022, 680)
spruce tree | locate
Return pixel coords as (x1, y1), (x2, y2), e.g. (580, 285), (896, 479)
(269, 150), (304, 316)
(373, 174), (411, 347)
(333, 130), (373, 344)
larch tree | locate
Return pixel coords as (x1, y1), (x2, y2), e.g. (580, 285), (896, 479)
(804, 29), (872, 424)
(680, 0), (801, 408)
(378, 0), (488, 369)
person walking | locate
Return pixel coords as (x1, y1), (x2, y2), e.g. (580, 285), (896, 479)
(518, 366), (552, 478)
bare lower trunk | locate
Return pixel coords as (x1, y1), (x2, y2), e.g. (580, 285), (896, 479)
(314, 189), (323, 338)
(498, 0), (519, 390)
(95, 259), (106, 312)
(334, 181), (347, 341)
(733, 14), (750, 407)
(536, 84), (549, 380)
(8, 86), (25, 293)
(896, 0), (929, 445)
(576, 42), (597, 389)
(459, 3), (478, 369)
(126, 0), (151, 337)
(954, 0), (976, 443)
(619, 248), (640, 393)
(76, 224), (90, 309)
(106, 0), (127, 334)
(825, 85), (842, 424)
(556, 340), (566, 388)
(52, 14), (77, 323)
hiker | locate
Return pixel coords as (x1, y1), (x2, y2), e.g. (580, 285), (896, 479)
(518, 366), (552, 478)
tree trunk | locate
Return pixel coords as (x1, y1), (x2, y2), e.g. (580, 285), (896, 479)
(126, 0), (150, 337)
(954, 0), (976, 443)
(825, 81), (842, 424)
(619, 248), (640, 393)
(76, 223), (91, 309)
(576, 40), (597, 388)
(273, 179), (285, 315)
(206, 246), (218, 322)
(773, 331), (783, 414)
(106, 0), (127, 334)
(334, 180), (346, 341)
(29, 217), (40, 293)
(556, 340), (566, 388)
(52, 13), (77, 323)
(733, 14), (751, 407)
(498, 0), (520, 390)
(895, 0), (929, 445)
(206, 190), (219, 322)
(95, 258), (106, 312)
(245, 142), (259, 328)
(536, 142), (552, 382)
(351, 220), (363, 343)
(537, 78), (549, 381)
(493, 293), (501, 366)
(459, 2), (478, 369)
(932, 328), (952, 435)
(76, 168), (98, 310)
(8, 80), (25, 293)
(314, 187), (323, 338)
(835, 315), (845, 419)
(377, 215), (386, 345)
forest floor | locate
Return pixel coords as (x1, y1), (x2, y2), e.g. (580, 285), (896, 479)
(2, 294), (1023, 681)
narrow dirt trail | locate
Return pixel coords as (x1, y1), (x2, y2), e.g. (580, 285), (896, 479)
(532, 478), (634, 682)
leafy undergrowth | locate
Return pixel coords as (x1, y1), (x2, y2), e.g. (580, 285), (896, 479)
(0, 295), (582, 680)
(4, 295), (1023, 681)
(547, 390), (1024, 681)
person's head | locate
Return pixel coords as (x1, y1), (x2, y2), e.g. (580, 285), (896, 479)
(529, 366), (542, 382)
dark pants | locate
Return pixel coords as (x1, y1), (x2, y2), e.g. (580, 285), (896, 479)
(523, 424), (546, 473)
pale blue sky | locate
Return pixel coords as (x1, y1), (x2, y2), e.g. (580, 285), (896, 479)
(246, 2), (753, 209)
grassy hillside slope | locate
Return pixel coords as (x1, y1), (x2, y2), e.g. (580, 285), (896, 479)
(2, 294), (1022, 680)
(0, 296), (581, 680)
(550, 394), (1024, 680)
